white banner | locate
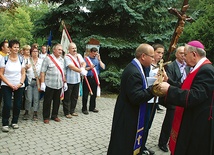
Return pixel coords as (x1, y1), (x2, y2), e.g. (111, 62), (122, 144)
(60, 29), (71, 54)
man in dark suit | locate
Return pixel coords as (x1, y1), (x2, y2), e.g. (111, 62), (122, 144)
(158, 40), (214, 155)
(107, 43), (155, 155)
(158, 46), (189, 152)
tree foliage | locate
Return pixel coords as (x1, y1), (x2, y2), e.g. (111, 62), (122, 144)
(0, 1), (53, 46)
(0, 0), (213, 93)
(0, 7), (33, 46)
(35, 0), (209, 92)
(35, 0), (178, 57)
(180, 0), (214, 60)
(0, 0), (48, 12)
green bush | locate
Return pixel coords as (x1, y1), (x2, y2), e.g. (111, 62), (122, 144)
(100, 66), (123, 93)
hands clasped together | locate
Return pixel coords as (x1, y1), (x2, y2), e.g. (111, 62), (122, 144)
(153, 67), (170, 96)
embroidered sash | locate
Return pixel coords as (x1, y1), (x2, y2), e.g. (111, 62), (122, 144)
(169, 59), (211, 155)
(49, 55), (65, 100)
(131, 60), (147, 155)
(85, 56), (101, 96)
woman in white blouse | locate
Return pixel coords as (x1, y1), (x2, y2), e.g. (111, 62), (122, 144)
(0, 40), (25, 132)
(23, 46), (43, 121)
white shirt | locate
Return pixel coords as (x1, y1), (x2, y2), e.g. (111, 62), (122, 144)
(148, 65), (158, 103)
(176, 60), (187, 83)
(39, 53), (47, 60)
(190, 57), (207, 73)
(0, 55), (3, 62)
(0, 56), (25, 87)
(65, 53), (85, 84)
(26, 58), (43, 84)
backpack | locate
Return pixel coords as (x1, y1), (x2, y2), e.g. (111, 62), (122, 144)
(4, 54), (24, 65)
(4, 54), (28, 87)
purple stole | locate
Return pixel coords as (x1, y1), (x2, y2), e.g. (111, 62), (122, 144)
(131, 60), (147, 155)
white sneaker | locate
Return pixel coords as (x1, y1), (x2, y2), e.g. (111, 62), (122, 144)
(11, 124), (19, 129)
(2, 126), (9, 132)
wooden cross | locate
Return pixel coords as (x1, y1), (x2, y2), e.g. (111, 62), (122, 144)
(166, 0), (194, 60)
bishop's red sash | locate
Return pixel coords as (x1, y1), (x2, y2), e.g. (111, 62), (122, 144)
(169, 59), (211, 155)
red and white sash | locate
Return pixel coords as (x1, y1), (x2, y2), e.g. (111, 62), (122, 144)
(85, 56), (100, 96)
(49, 55), (65, 100)
(66, 54), (81, 68)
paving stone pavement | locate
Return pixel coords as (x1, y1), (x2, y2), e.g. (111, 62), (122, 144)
(0, 96), (170, 155)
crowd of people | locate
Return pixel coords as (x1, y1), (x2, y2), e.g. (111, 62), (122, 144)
(0, 39), (105, 131)
(1, 39), (213, 155)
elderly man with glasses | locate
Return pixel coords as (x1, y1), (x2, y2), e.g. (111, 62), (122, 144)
(158, 40), (214, 155)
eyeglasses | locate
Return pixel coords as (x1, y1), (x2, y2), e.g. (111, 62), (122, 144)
(32, 50), (38, 52)
(145, 53), (154, 59)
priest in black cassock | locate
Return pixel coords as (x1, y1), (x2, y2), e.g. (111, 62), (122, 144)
(107, 43), (155, 155)
(158, 40), (214, 155)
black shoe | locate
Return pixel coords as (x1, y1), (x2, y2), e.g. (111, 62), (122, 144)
(158, 144), (168, 152)
(82, 110), (89, 115)
(89, 109), (99, 113)
(32, 114), (38, 121)
(23, 114), (30, 120)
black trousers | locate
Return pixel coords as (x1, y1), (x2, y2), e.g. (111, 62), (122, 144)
(158, 108), (175, 146)
(63, 83), (79, 115)
(1, 86), (24, 126)
(0, 88), (2, 114)
(43, 86), (61, 120)
(82, 76), (97, 111)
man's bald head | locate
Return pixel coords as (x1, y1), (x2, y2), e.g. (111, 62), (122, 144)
(135, 43), (154, 59)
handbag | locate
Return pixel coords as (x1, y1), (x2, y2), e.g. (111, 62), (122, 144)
(29, 58), (41, 91)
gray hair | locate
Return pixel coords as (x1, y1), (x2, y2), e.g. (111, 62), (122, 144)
(68, 42), (76, 49)
(185, 44), (206, 57)
(52, 43), (62, 51)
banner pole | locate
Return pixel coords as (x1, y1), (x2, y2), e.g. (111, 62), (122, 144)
(61, 21), (93, 95)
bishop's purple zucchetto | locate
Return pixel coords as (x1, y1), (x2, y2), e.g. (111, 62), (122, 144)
(187, 40), (204, 49)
